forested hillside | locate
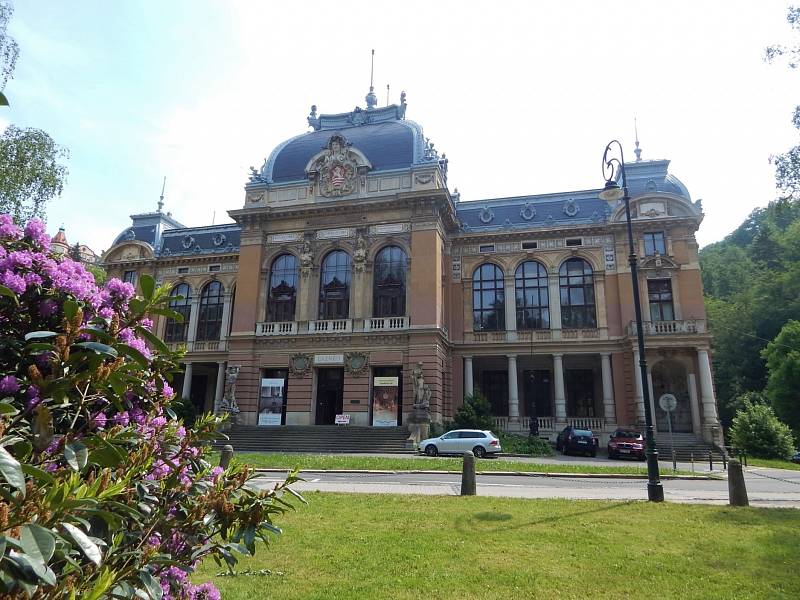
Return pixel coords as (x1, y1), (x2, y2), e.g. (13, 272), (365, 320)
(701, 197), (800, 431)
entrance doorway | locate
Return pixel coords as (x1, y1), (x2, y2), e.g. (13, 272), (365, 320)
(482, 370), (508, 416)
(565, 369), (596, 417)
(315, 368), (344, 425)
(523, 370), (552, 417)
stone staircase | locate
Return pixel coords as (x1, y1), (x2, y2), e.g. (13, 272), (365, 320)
(214, 425), (413, 454)
(653, 432), (726, 463)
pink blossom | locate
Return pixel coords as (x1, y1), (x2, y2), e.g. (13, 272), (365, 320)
(24, 219), (50, 250)
(38, 299), (58, 317)
(0, 271), (25, 294)
(112, 411), (130, 427)
(90, 412), (107, 429)
(0, 375), (20, 395)
(0, 215), (21, 240)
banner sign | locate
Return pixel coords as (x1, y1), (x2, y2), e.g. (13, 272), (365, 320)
(372, 377), (399, 427)
(335, 414), (350, 425)
(258, 378), (285, 426)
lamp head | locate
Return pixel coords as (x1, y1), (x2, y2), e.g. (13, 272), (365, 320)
(599, 180), (624, 201)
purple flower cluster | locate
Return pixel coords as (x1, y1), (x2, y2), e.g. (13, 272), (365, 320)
(158, 566), (221, 600)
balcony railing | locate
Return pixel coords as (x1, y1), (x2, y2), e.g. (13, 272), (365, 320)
(466, 327), (608, 343)
(257, 321), (298, 336)
(166, 340), (228, 352)
(309, 319), (352, 334)
(364, 316), (409, 331)
(628, 319), (707, 336)
(492, 416), (604, 432)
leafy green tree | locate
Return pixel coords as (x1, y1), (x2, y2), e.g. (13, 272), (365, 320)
(0, 125), (69, 223)
(0, 0), (19, 94)
(453, 390), (494, 430)
(762, 320), (800, 433)
(729, 401), (796, 458)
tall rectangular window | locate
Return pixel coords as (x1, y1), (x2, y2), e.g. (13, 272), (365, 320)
(644, 232), (666, 256)
(648, 279), (674, 321)
(123, 270), (136, 285)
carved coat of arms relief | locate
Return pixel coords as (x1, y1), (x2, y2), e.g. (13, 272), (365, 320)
(307, 134), (369, 198)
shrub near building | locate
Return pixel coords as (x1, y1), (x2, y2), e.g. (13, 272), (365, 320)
(729, 399), (795, 459)
(0, 216), (299, 599)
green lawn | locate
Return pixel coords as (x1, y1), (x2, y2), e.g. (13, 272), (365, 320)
(194, 493), (800, 599)
(226, 452), (700, 476)
(746, 457), (800, 471)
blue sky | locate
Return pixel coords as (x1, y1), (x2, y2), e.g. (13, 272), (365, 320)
(5, 1), (799, 252)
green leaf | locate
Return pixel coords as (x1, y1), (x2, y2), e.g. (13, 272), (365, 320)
(128, 298), (147, 315)
(74, 341), (118, 358)
(24, 331), (57, 341)
(139, 274), (155, 301)
(20, 523), (56, 564)
(136, 326), (169, 355)
(115, 343), (150, 368)
(148, 307), (183, 321)
(138, 570), (162, 600)
(61, 522), (102, 566)
(63, 299), (79, 321)
(0, 446), (26, 495)
(88, 444), (124, 469)
(21, 463), (55, 485)
(0, 284), (19, 304)
(64, 442), (88, 472)
(0, 401), (19, 416)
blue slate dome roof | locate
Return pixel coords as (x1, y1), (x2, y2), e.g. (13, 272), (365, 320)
(254, 99), (442, 185)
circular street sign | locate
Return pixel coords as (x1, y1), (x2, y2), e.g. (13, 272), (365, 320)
(659, 393), (678, 412)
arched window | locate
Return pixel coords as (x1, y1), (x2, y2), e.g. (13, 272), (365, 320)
(472, 264), (505, 331)
(267, 254), (298, 322)
(197, 281), (224, 341)
(165, 283), (191, 343)
(515, 261), (549, 329)
(373, 246), (407, 318)
(559, 258), (596, 328)
(319, 250), (351, 319)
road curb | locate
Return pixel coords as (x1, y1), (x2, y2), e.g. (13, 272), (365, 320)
(251, 468), (717, 481)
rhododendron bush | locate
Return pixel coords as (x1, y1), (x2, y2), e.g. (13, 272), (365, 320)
(0, 215), (301, 599)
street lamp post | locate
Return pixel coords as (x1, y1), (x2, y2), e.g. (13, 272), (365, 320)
(600, 140), (664, 502)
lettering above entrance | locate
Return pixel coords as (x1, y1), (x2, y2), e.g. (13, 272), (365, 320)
(314, 353), (344, 365)
(305, 134), (372, 198)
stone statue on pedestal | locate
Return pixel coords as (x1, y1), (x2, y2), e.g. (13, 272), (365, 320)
(407, 362), (431, 448)
(220, 365), (241, 427)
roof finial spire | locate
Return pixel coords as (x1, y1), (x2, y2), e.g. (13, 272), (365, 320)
(158, 176), (166, 212)
(634, 118), (642, 162)
(386, 83), (390, 107)
(365, 49), (377, 110)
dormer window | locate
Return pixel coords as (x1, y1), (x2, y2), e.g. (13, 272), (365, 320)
(644, 232), (666, 256)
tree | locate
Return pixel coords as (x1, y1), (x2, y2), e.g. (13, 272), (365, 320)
(453, 390), (494, 430)
(0, 125), (69, 223)
(762, 320), (800, 433)
(729, 401), (796, 459)
(0, 1), (19, 93)
(0, 215), (300, 598)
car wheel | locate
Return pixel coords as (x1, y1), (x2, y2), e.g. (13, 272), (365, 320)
(425, 444), (438, 457)
(608, 451), (616, 460)
(590, 451), (597, 458)
(473, 445), (487, 459)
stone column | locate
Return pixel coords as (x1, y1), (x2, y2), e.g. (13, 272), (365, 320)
(633, 349), (645, 424)
(687, 372), (703, 442)
(553, 353), (566, 421)
(507, 354), (519, 421)
(181, 362), (193, 401)
(548, 273), (562, 338)
(219, 291), (232, 343)
(187, 296), (200, 348)
(697, 348), (721, 444)
(464, 356), (474, 397)
(214, 361), (226, 414)
(600, 353), (615, 422)
(504, 278), (517, 341)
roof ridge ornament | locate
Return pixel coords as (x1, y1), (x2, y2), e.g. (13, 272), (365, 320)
(308, 104), (320, 130)
(634, 117), (642, 162)
(365, 49), (378, 110)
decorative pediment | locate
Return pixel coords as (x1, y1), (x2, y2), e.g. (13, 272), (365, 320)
(305, 134), (372, 198)
(640, 255), (679, 271)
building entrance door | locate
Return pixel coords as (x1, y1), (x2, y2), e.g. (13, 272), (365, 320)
(524, 370), (552, 417)
(315, 368), (344, 425)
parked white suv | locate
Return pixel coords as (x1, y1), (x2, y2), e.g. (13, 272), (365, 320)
(418, 429), (501, 458)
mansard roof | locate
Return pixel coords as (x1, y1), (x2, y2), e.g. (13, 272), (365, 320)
(159, 224), (240, 257)
(252, 98), (444, 186)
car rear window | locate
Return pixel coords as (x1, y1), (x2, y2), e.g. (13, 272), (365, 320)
(460, 431), (486, 438)
(573, 429), (592, 436)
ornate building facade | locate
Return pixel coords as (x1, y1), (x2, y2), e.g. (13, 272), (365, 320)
(101, 93), (721, 445)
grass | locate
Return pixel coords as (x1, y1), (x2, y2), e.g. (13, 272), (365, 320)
(194, 493), (800, 599)
(746, 457), (800, 471)
(225, 452), (702, 476)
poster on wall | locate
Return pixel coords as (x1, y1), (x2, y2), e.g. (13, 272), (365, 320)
(258, 378), (285, 426)
(372, 376), (399, 427)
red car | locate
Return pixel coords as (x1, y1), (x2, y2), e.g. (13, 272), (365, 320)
(607, 429), (646, 460)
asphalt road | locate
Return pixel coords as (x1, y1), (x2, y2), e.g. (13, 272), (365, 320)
(251, 466), (800, 508)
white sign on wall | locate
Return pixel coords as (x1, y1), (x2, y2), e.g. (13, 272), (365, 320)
(314, 353), (344, 365)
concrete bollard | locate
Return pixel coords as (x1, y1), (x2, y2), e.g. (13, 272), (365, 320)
(727, 459), (749, 507)
(219, 444), (234, 470)
(461, 451), (476, 496)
